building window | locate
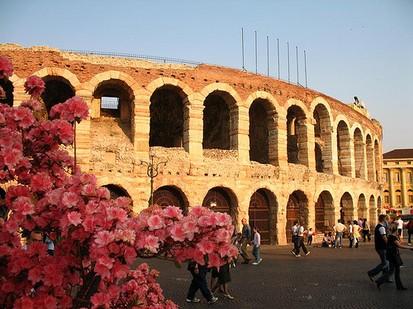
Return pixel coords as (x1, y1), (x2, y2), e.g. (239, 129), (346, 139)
(408, 172), (413, 183)
(383, 173), (388, 183)
(395, 172), (400, 183)
(396, 195), (401, 204)
(409, 195), (413, 204)
(385, 196), (390, 204)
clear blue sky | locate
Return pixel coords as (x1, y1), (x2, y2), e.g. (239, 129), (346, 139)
(1, 0), (412, 151)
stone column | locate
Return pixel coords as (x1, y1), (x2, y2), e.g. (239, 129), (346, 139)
(185, 93), (204, 161)
(331, 127), (339, 175)
(277, 110), (288, 171)
(276, 193), (289, 245)
(401, 169), (407, 207)
(389, 168), (394, 206)
(349, 137), (355, 178)
(237, 105), (250, 163)
(305, 119), (316, 171)
(75, 89), (93, 170)
(133, 92), (150, 156)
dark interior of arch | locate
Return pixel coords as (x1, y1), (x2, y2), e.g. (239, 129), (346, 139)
(337, 121), (350, 176)
(315, 143), (323, 172)
(249, 100), (269, 163)
(313, 109), (321, 137)
(94, 80), (132, 120)
(102, 184), (131, 199)
(203, 94), (230, 149)
(340, 193), (353, 222)
(153, 186), (188, 213)
(41, 77), (75, 113)
(0, 79), (13, 106)
(203, 187), (237, 220)
(150, 88), (184, 147)
(287, 105), (306, 164)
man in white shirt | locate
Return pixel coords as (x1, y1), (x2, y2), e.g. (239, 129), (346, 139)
(333, 219), (347, 248)
(396, 216), (404, 238)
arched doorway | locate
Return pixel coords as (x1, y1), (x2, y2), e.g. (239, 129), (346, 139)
(313, 104), (332, 173)
(357, 194), (367, 219)
(150, 86), (186, 149)
(286, 190), (308, 242)
(337, 121), (351, 176)
(248, 189), (278, 244)
(315, 191), (334, 233)
(153, 185), (189, 214)
(202, 187), (238, 222)
(41, 76), (75, 113)
(354, 128), (365, 179)
(287, 106), (308, 166)
(340, 192), (354, 223)
(203, 91), (238, 150)
(249, 99), (278, 165)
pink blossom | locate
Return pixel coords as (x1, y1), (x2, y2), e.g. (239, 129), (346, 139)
(144, 235), (160, 253)
(197, 239), (215, 254)
(0, 56), (13, 77)
(147, 214), (164, 230)
(95, 231), (115, 247)
(107, 207), (127, 222)
(24, 75), (45, 97)
(207, 252), (222, 269)
(30, 172), (53, 192)
(170, 224), (186, 241)
(67, 211), (82, 226)
(20, 99), (43, 111)
(91, 292), (111, 307)
(163, 206), (183, 219)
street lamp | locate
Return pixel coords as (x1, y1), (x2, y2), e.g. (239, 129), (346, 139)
(140, 152), (167, 207)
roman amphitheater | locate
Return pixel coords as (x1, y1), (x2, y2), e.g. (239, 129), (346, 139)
(0, 44), (383, 244)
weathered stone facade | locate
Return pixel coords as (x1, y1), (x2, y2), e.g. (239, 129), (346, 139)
(0, 44), (383, 244)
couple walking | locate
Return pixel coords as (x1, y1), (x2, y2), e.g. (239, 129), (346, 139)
(291, 221), (310, 257)
(240, 218), (262, 265)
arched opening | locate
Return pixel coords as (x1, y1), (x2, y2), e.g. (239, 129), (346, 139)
(357, 194), (367, 219)
(315, 143), (323, 172)
(153, 185), (189, 214)
(249, 99), (278, 165)
(315, 191), (334, 233)
(92, 79), (134, 141)
(340, 192), (354, 223)
(337, 121), (351, 177)
(369, 195), (376, 224)
(354, 129), (365, 179)
(102, 184), (131, 199)
(0, 79), (14, 106)
(202, 187), (238, 223)
(313, 104), (332, 173)
(374, 140), (380, 182)
(41, 76), (75, 113)
(248, 189), (278, 244)
(203, 91), (238, 150)
(286, 190), (308, 242)
(366, 135), (374, 181)
(287, 105), (308, 166)
(0, 187), (8, 221)
(150, 86), (186, 148)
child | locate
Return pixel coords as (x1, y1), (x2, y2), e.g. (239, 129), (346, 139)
(252, 227), (262, 265)
(307, 228), (314, 246)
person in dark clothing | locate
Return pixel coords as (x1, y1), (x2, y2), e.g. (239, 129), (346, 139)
(375, 223), (413, 290)
(240, 218), (251, 264)
(407, 220), (413, 246)
(367, 214), (389, 281)
(186, 261), (218, 304)
(211, 263), (234, 300)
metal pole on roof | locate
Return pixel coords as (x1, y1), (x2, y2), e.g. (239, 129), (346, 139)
(266, 35), (270, 76)
(241, 27), (245, 71)
(296, 46), (299, 85)
(287, 41), (290, 83)
(304, 49), (308, 88)
(277, 38), (280, 79)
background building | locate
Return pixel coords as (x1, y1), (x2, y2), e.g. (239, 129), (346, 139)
(382, 149), (413, 214)
(1, 44), (383, 244)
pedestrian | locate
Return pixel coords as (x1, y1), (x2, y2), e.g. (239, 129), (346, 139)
(395, 216), (404, 238)
(307, 228), (314, 246)
(240, 218), (251, 264)
(292, 222), (310, 257)
(252, 226), (262, 265)
(186, 261), (218, 304)
(362, 218), (371, 242)
(375, 223), (413, 290)
(333, 219), (346, 248)
(352, 220), (361, 248)
(291, 221), (300, 256)
(407, 220), (413, 246)
(347, 220), (354, 248)
(367, 214), (389, 282)
(230, 232), (242, 267)
(211, 263), (234, 299)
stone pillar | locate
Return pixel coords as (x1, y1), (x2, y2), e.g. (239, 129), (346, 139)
(389, 168), (394, 206)
(401, 169), (407, 207)
(75, 90), (93, 170)
(307, 198), (316, 231)
(133, 93), (150, 156)
(331, 127), (339, 175)
(276, 193), (289, 245)
(237, 105), (250, 163)
(277, 110), (288, 171)
(349, 137), (355, 178)
(185, 94), (204, 161)
(305, 119), (316, 171)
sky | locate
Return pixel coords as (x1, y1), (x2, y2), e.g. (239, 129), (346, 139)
(1, 0), (412, 151)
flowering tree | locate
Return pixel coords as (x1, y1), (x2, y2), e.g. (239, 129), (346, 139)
(0, 57), (238, 308)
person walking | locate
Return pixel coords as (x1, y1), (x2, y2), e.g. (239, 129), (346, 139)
(352, 220), (361, 248)
(240, 218), (251, 264)
(333, 219), (346, 248)
(362, 218), (371, 242)
(307, 228), (314, 246)
(211, 263), (234, 300)
(396, 216), (404, 238)
(375, 223), (413, 290)
(186, 261), (218, 304)
(252, 226), (262, 265)
(367, 214), (389, 282)
(291, 221), (300, 256)
(407, 220), (413, 246)
(292, 222), (310, 257)
(347, 221), (354, 248)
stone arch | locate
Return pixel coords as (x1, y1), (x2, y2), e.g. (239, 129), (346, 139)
(92, 77), (135, 141)
(340, 192), (354, 223)
(102, 184), (131, 199)
(357, 193), (367, 220)
(286, 190), (308, 242)
(337, 120), (352, 177)
(41, 75), (76, 112)
(149, 84), (188, 149)
(312, 102), (333, 173)
(202, 90), (238, 150)
(146, 77), (194, 100)
(248, 97), (278, 165)
(353, 127), (365, 179)
(286, 103), (308, 166)
(365, 134), (374, 181)
(374, 139), (381, 182)
(153, 185), (189, 214)
(202, 186), (238, 223)
(248, 188), (278, 244)
(315, 190), (335, 233)
(31, 67), (81, 89)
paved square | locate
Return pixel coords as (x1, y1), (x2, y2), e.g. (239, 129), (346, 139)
(148, 243), (413, 309)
